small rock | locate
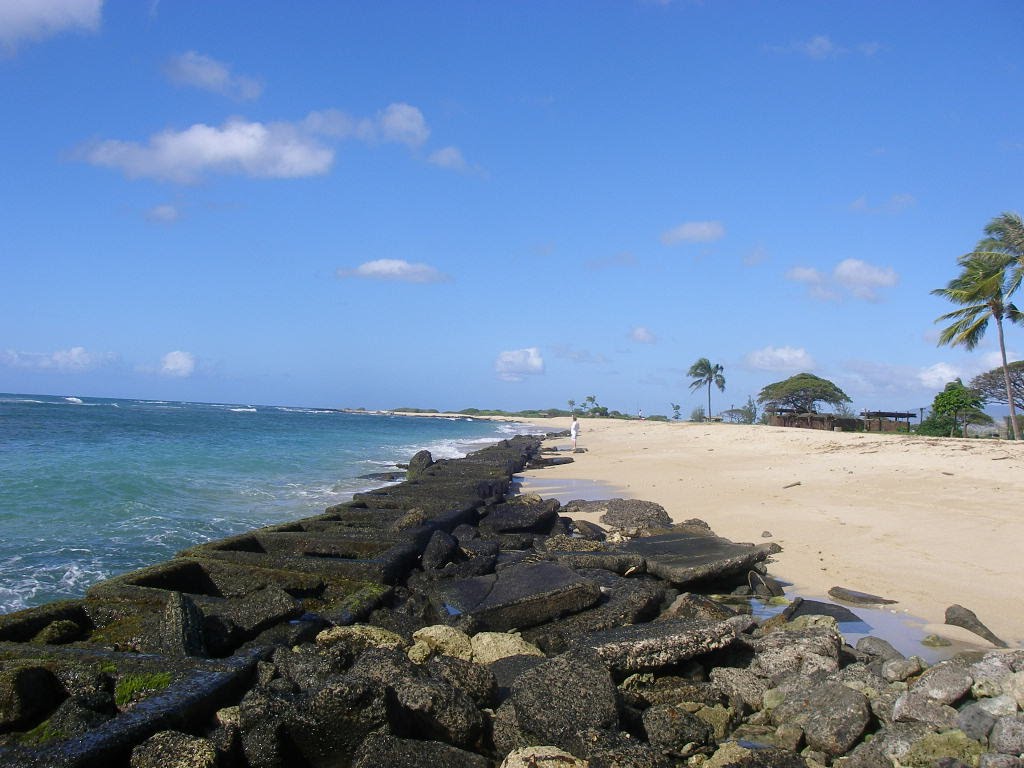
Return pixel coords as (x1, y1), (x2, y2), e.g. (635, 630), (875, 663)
(945, 604), (1008, 648)
(500, 746), (587, 768)
(642, 703), (714, 757)
(957, 701), (998, 741)
(882, 656), (924, 683)
(901, 729), (984, 768)
(413, 625), (474, 662)
(912, 662), (973, 705)
(470, 632), (545, 665)
(130, 730), (218, 768)
(856, 636), (905, 662)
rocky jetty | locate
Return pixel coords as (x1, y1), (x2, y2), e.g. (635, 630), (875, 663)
(0, 434), (1019, 767)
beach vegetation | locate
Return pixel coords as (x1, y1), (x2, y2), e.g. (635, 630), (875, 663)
(690, 405), (706, 422)
(114, 671), (173, 707)
(721, 398), (757, 424)
(970, 361), (1024, 413)
(687, 358), (726, 419)
(756, 373), (851, 413)
(567, 399), (576, 414)
(932, 212), (1023, 440)
(919, 379), (989, 437)
(670, 403), (681, 420)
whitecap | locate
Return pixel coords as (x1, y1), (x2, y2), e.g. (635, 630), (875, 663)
(64, 396), (84, 404)
(229, 407), (257, 413)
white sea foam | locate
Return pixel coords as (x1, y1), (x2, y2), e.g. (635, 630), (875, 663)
(64, 396), (84, 404)
(229, 407), (257, 412)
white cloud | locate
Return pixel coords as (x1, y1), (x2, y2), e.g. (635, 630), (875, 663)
(336, 259), (450, 284)
(786, 266), (824, 284)
(0, 345), (114, 372)
(630, 326), (656, 344)
(146, 204), (179, 223)
(768, 35), (880, 61)
(427, 146), (468, 171)
(661, 220), (725, 245)
(0, 0), (102, 52)
(551, 345), (609, 365)
(83, 102), (434, 184)
(787, 259), (897, 302)
(160, 350), (195, 378)
(378, 103), (430, 146)
(745, 345), (815, 371)
(495, 347), (544, 382)
(164, 51), (263, 101)
(918, 362), (960, 390)
(849, 193), (916, 214)
(833, 258), (898, 301)
(83, 118), (334, 183)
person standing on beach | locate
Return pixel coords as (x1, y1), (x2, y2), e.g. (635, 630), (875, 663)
(570, 416), (580, 449)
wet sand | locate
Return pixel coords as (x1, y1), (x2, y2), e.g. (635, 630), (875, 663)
(515, 417), (1024, 650)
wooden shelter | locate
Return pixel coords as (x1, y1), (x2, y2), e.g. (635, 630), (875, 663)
(861, 411), (915, 433)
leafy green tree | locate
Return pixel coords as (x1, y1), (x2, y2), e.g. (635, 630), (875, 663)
(687, 358), (725, 420)
(670, 402), (681, 420)
(740, 396), (758, 424)
(925, 379), (989, 437)
(757, 373), (851, 413)
(690, 405), (706, 422)
(933, 215), (1023, 440)
(970, 361), (1024, 413)
(567, 399), (576, 414)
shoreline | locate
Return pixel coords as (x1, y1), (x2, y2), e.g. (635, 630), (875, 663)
(514, 416), (1024, 649)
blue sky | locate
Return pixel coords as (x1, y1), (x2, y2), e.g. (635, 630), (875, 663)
(1, 1), (1022, 415)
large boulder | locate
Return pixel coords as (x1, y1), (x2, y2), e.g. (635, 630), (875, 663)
(573, 615), (752, 674)
(616, 529), (771, 587)
(430, 561), (602, 631)
(642, 703), (715, 757)
(771, 681), (871, 757)
(0, 665), (65, 732)
(509, 650), (619, 756)
(354, 733), (491, 768)
(407, 450), (434, 480)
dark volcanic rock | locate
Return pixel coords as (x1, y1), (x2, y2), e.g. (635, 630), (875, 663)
(478, 498), (559, 535)
(616, 528), (771, 587)
(521, 569), (666, 654)
(407, 449), (435, 480)
(429, 561), (602, 631)
(422, 529), (459, 570)
(161, 590), (208, 657)
(563, 498), (672, 535)
(426, 654), (498, 709)
(131, 730), (218, 768)
(660, 592), (738, 623)
(574, 615), (752, 673)
(747, 625), (842, 679)
(828, 586), (898, 605)
(0, 665), (65, 732)
(642, 703), (715, 757)
(771, 681), (871, 757)
(353, 733), (492, 768)
(785, 598), (862, 624)
(946, 604), (1008, 648)
(510, 649), (619, 756)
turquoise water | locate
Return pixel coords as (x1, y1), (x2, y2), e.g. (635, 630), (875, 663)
(0, 393), (539, 613)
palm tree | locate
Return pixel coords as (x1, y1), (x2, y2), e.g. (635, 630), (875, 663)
(687, 358), (725, 421)
(975, 212), (1024, 296)
(932, 252), (1022, 440)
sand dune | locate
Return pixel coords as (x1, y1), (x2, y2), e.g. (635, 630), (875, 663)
(517, 417), (1024, 647)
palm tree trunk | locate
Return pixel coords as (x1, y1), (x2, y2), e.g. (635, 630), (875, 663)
(995, 316), (1022, 440)
(706, 382), (712, 421)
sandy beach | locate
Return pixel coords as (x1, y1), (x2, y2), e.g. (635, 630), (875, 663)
(515, 417), (1024, 648)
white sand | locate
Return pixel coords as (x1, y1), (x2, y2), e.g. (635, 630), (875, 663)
(516, 417), (1024, 647)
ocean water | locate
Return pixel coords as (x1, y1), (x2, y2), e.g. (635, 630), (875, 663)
(0, 393), (540, 614)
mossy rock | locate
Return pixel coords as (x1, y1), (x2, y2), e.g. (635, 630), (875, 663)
(901, 729), (983, 768)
